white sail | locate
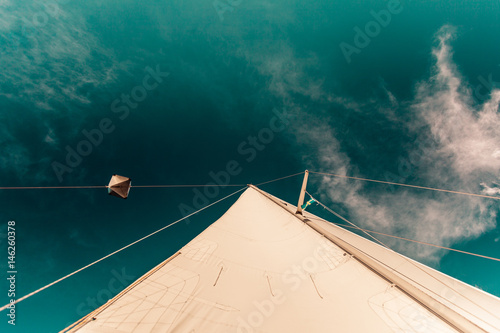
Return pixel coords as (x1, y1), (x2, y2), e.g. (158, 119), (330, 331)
(64, 186), (500, 333)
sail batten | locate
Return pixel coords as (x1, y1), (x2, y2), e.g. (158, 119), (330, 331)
(64, 186), (500, 333)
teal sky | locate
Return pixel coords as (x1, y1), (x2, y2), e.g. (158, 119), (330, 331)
(1, 0), (499, 331)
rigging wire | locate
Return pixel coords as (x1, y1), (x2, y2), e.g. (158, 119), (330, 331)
(305, 191), (389, 248)
(0, 186), (246, 313)
(317, 219), (500, 263)
(0, 171), (305, 190)
(309, 171), (500, 201)
(131, 184), (244, 188)
(0, 185), (246, 190)
(255, 171), (305, 186)
(304, 193), (500, 262)
(0, 186), (107, 189)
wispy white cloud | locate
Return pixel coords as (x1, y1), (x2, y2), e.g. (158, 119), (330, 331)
(0, 1), (125, 182)
(0, 1), (122, 109)
(481, 183), (500, 196)
(240, 24), (499, 263)
(414, 26), (500, 181)
(236, 40), (362, 117)
(338, 27), (499, 262)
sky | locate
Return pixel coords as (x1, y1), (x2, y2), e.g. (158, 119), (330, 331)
(0, 0), (499, 331)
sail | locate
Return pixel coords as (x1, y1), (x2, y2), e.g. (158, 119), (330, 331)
(107, 175), (131, 199)
(64, 186), (500, 333)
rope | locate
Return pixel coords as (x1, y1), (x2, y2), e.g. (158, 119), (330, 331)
(305, 191), (389, 248)
(0, 186), (106, 189)
(305, 194), (500, 263)
(0, 185), (246, 190)
(255, 171), (305, 186)
(310, 171), (500, 201)
(131, 184), (245, 188)
(0, 172), (305, 190)
(2, 171), (498, 203)
(0, 186), (246, 313)
(328, 222), (500, 262)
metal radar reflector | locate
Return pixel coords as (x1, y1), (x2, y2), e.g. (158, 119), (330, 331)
(107, 174), (131, 199)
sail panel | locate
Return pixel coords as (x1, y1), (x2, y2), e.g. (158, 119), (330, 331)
(306, 217), (500, 332)
(67, 187), (500, 333)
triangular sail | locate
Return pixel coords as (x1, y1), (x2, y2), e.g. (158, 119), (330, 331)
(64, 186), (500, 333)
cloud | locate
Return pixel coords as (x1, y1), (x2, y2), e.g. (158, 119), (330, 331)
(320, 26), (499, 262)
(158, 6), (496, 264)
(238, 23), (499, 263)
(414, 26), (500, 180)
(0, 1), (122, 109)
(481, 183), (500, 196)
(0, 1), (125, 183)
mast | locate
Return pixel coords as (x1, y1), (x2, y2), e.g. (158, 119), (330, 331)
(295, 170), (309, 215)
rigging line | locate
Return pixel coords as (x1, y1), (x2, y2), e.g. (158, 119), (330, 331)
(0, 186), (246, 313)
(305, 191), (389, 248)
(308, 218), (500, 263)
(255, 171), (305, 186)
(0, 186), (106, 189)
(309, 171), (500, 201)
(0, 172), (305, 190)
(130, 184), (246, 188)
(0, 185), (247, 190)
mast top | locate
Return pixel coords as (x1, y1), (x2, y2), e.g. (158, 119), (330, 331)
(295, 170), (309, 215)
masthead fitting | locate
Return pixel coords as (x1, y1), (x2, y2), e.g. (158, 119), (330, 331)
(295, 170), (309, 215)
